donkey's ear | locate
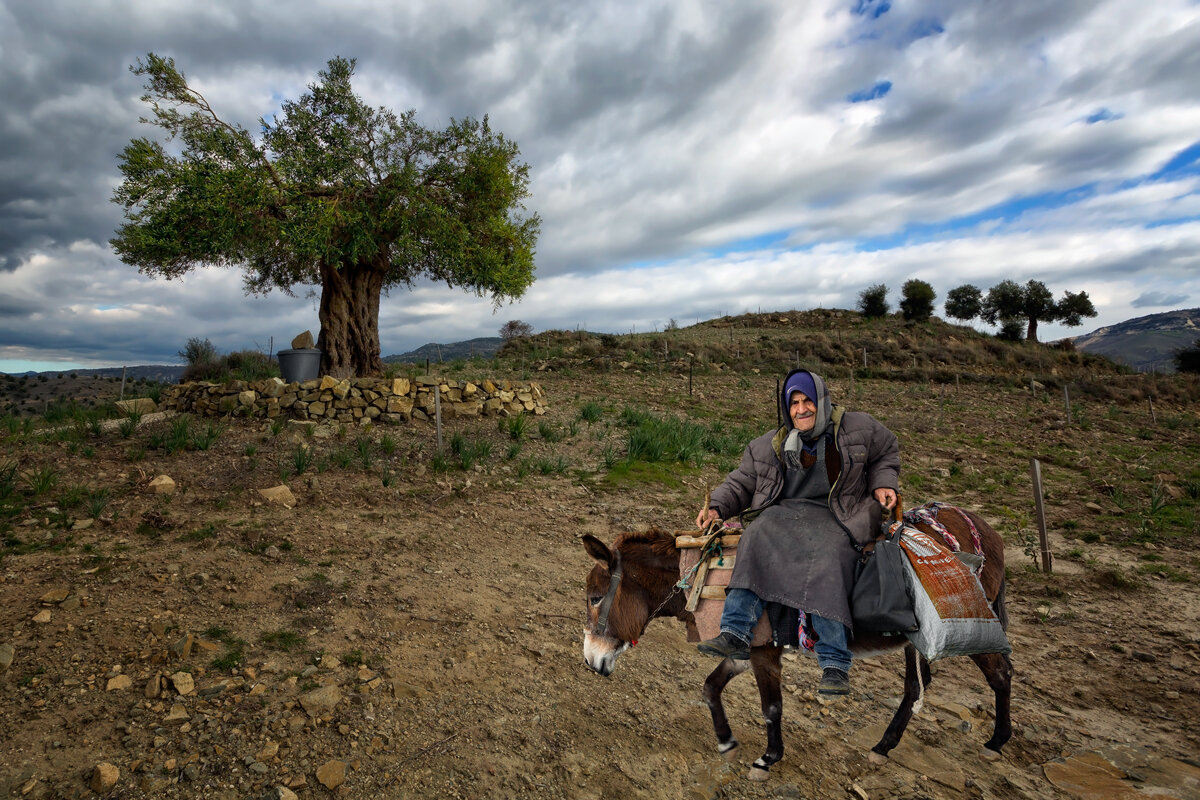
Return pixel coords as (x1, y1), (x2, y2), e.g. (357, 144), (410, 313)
(582, 534), (612, 566)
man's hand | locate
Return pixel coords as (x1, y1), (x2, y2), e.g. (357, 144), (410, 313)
(874, 487), (897, 510)
(696, 508), (720, 529)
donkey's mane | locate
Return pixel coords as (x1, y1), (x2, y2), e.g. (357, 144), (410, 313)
(612, 526), (679, 564)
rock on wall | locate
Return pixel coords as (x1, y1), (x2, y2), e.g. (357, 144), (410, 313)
(160, 375), (547, 424)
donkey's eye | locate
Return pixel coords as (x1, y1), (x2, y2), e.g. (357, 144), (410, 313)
(588, 596), (603, 607)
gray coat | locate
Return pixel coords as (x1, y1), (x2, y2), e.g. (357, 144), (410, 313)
(709, 406), (900, 548)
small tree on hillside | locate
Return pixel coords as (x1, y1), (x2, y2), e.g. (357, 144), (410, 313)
(981, 279), (1096, 342)
(857, 284), (890, 318)
(944, 284), (983, 321)
(1175, 339), (1200, 373)
(899, 279), (936, 322)
(178, 337), (218, 366)
(499, 320), (533, 340)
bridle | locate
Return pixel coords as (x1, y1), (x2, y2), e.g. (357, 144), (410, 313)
(593, 551), (623, 639)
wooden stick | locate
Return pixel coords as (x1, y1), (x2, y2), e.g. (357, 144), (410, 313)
(699, 586), (727, 600)
(1029, 458), (1053, 574)
(676, 533), (741, 548)
(685, 558), (711, 612)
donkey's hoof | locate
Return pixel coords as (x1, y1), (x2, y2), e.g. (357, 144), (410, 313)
(867, 751), (889, 767)
(720, 745), (740, 762)
(981, 748), (1002, 762)
(747, 766), (770, 782)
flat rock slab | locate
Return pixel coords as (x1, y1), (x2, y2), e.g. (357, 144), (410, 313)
(1043, 753), (1143, 799)
(300, 684), (342, 717)
(849, 723), (967, 791)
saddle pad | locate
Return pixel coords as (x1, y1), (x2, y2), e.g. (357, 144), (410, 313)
(680, 543), (772, 647)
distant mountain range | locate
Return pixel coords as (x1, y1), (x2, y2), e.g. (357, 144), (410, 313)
(2, 364), (185, 381)
(382, 337), (504, 364)
(1073, 308), (1199, 372)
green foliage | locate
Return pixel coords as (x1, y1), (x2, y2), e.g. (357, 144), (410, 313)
(261, 629), (306, 651)
(179, 337), (218, 366)
(499, 320), (533, 340)
(899, 279), (936, 322)
(190, 422), (222, 451)
(982, 279), (1097, 341)
(355, 436), (374, 470)
(112, 53), (540, 376)
(578, 402), (603, 424)
(1175, 338), (1200, 374)
(501, 415), (528, 440)
(945, 284), (983, 321)
(293, 443), (314, 475)
(450, 434), (492, 470)
(857, 284), (890, 318)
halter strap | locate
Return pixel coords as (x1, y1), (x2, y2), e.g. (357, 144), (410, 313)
(595, 552), (623, 638)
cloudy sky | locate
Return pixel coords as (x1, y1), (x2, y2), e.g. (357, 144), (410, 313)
(2, 0), (1199, 372)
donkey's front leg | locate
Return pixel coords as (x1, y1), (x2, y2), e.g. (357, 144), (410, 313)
(703, 658), (750, 761)
(747, 646), (785, 781)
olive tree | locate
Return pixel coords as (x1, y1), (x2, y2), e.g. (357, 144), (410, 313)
(112, 54), (540, 378)
(980, 279), (1096, 342)
(944, 284), (983, 321)
(857, 284), (890, 318)
(899, 279), (936, 322)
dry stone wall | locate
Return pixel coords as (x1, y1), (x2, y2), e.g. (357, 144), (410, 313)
(160, 375), (547, 424)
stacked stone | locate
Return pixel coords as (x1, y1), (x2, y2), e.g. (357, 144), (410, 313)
(160, 375), (546, 424)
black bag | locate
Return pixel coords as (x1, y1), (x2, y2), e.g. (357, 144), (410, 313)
(851, 526), (918, 635)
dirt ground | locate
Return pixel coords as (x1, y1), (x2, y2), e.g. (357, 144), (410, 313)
(2, 369), (1199, 800)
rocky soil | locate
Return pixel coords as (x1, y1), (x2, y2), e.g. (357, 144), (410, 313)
(2, 367), (1199, 800)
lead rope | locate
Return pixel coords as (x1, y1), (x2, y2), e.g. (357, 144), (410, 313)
(651, 518), (727, 620)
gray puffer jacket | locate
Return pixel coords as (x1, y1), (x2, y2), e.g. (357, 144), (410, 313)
(708, 406), (900, 547)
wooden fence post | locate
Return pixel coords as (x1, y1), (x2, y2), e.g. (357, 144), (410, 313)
(1149, 398), (1157, 426)
(1029, 458), (1053, 573)
(435, 385), (443, 453)
(119, 366), (127, 402)
(1063, 385), (1071, 425)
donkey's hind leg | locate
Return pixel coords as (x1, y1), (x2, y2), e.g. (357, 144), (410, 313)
(870, 644), (931, 762)
(703, 657), (750, 761)
(970, 651), (1013, 758)
(746, 646), (785, 782)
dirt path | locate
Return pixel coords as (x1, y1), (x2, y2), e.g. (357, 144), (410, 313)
(2, 371), (1199, 799)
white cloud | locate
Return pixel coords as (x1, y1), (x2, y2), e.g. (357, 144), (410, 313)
(2, 0), (1200, 368)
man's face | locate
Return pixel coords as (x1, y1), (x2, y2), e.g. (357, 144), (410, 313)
(789, 392), (817, 432)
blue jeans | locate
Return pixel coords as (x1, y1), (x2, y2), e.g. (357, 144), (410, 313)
(720, 588), (853, 673)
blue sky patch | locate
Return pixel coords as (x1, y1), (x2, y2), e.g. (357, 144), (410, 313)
(853, 185), (1099, 252)
(1150, 140), (1200, 179)
(1085, 108), (1123, 124)
(852, 0), (891, 19)
(847, 80), (892, 103)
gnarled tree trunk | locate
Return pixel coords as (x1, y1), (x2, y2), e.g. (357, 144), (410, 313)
(316, 260), (385, 378)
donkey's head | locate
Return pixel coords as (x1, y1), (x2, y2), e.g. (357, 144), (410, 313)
(581, 530), (680, 676)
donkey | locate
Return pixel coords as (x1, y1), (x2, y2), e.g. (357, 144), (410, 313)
(581, 506), (1012, 782)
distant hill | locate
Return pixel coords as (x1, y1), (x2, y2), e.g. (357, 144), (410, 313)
(383, 337), (504, 364)
(1072, 308), (1199, 373)
(2, 365), (185, 382)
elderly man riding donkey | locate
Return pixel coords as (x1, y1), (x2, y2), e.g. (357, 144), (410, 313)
(582, 368), (1012, 782)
